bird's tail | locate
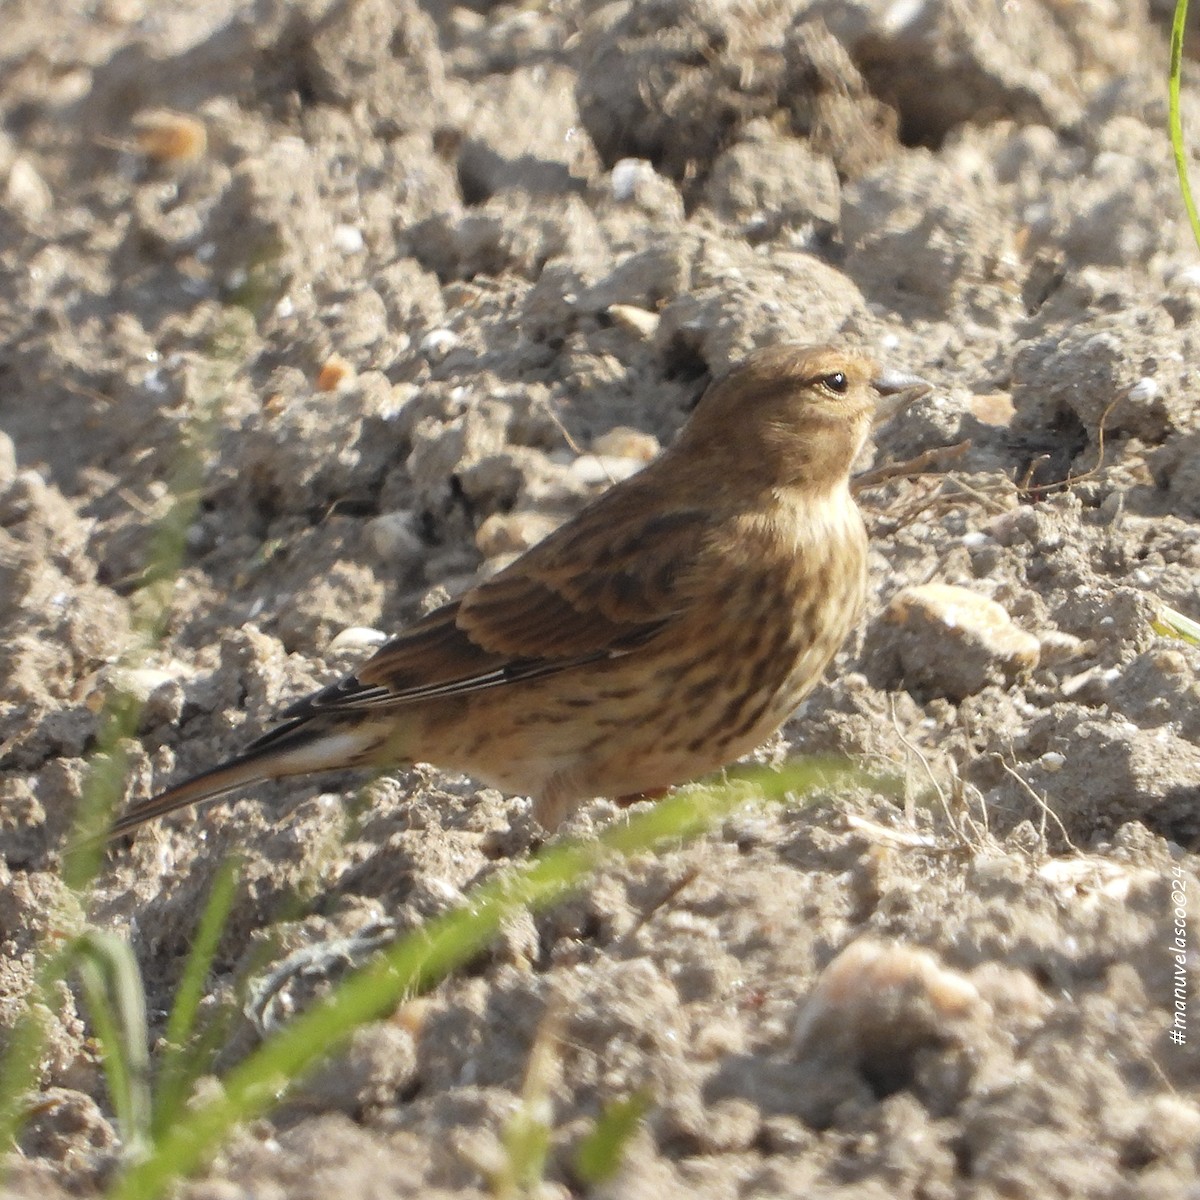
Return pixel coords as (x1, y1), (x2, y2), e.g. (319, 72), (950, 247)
(106, 721), (386, 840)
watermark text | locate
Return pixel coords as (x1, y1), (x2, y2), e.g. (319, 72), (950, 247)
(1170, 865), (1188, 1046)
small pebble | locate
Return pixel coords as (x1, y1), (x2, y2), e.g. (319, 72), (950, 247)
(420, 328), (459, 360)
(366, 511), (425, 563)
(591, 425), (659, 462)
(332, 224), (365, 254)
(4, 158), (52, 220)
(1037, 629), (1087, 665)
(132, 109), (207, 163)
(607, 304), (660, 339)
(793, 939), (987, 1075)
(0, 430), (16, 492)
(326, 626), (388, 653)
(1127, 377), (1158, 404)
(475, 511), (559, 558)
(569, 454), (646, 487)
(883, 583), (1041, 699)
(611, 157), (654, 201)
(316, 356), (354, 392)
(1060, 664), (1120, 699)
(102, 666), (175, 706)
(967, 391), (1016, 427)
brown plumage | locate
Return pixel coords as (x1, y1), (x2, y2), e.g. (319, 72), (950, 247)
(108, 344), (930, 840)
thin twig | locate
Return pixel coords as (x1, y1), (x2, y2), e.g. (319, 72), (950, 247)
(997, 757), (1079, 854)
(623, 867), (701, 941)
(853, 440), (972, 492)
(543, 398), (619, 488)
(1018, 396), (1120, 497)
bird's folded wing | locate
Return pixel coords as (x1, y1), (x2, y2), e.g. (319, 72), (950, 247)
(277, 506), (713, 718)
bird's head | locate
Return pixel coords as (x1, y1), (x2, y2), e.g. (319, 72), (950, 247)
(678, 344), (931, 494)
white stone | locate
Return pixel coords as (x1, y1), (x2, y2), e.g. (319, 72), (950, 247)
(332, 224), (365, 254)
(420, 328), (460, 359)
(327, 626), (388, 653)
(366, 510), (425, 563)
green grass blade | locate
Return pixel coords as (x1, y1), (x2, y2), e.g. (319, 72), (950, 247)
(106, 762), (849, 1200)
(163, 858), (241, 1051)
(1153, 601), (1200, 644)
(1170, 0), (1200, 250)
(492, 1004), (563, 1199)
(153, 857), (242, 1137)
(2, 303), (259, 1179)
(573, 1088), (653, 1186)
(1, 728), (137, 1164)
(0, 948), (74, 1154)
(72, 932), (152, 1158)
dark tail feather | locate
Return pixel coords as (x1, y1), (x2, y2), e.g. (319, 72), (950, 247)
(105, 749), (282, 840)
(105, 716), (384, 840)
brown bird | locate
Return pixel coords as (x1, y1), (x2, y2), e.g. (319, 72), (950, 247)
(108, 344), (930, 840)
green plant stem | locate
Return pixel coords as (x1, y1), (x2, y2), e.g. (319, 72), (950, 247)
(106, 764), (845, 1200)
(573, 1088), (652, 1186)
(1170, 0), (1200, 250)
(1, 306), (254, 1180)
(73, 933), (152, 1157)
(154, 858), (243, 1137)
(0, 948), (72, 1153)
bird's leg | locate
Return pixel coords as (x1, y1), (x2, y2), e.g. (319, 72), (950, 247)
(531, 767), (588, 831)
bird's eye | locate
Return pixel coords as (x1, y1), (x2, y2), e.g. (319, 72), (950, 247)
(821, 371), (849, 395)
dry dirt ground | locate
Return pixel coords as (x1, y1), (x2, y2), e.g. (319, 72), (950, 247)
(2, 0), (1200, 1196)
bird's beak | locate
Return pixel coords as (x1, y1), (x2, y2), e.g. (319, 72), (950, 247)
(872, 369), (933, 427)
